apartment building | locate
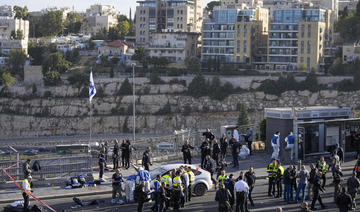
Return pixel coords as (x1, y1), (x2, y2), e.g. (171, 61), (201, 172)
(82, 4), (118, 35)
(234, 7), (269, 68)
(135, 0), (202, 46)
(0, 17), (29, 55)
(0, 5), (13, 18)
(201, 7), (238, 64)
(338, 0), (359, 11)
(148, 31), (199, 63)
(267, 8), (331, 71)
(222, 0), (263, 7)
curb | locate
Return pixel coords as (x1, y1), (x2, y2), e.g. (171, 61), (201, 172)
(0, 188), (112, 204)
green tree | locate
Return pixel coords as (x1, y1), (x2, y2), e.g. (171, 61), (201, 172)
(357, 1), (360, 17)
(118, 78), (133, 95)
(188, 74), (208, 97)
(8, 49), (27, 77)
(237, 103), (249, 127)
(67, 71), (88, 88)
(302, 72), (319, 92)
(0, 70), (14, 88)
(206, 1), (221, 13)
(132, 46), (149, 67)
(117, 15), (129, 22)
(259, 118), (267, 141)
(65, 48), (80, 64)
(64, 12), (82, 34)
(39, 11), (64, 36)
(42, 52), (71, 74)
(44, 71), (61, 86)
(118, 20), (130, 37)
(13, 6), (28, 20)
(185, 56), (200, 73)
(92, 28), (108, 40)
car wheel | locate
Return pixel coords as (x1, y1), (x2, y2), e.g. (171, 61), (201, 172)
(194, 183), (207, 196)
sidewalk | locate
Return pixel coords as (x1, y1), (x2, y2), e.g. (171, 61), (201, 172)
(0, 152), (357, 204)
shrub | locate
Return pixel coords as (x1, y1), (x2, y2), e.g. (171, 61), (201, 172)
(149, 73), (165, 84)
(44, 91), (52, 97)
(68, 71), (88, 88)
(169, 78), (186, 86)
(260, 118), (266, 141)
(32, 84), (37, 94)
(182, 104), (192, 116)
(154, 102), (172, 115)
(118, 78), (133, 95)
(237, 103), (249, 127)
(187, 74), (208, 97)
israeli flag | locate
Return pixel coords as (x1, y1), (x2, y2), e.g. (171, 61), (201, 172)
(89, 68), (96, 103)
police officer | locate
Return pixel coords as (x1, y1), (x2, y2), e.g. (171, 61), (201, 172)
(111, 169), (124, 204)
(98, 153), (106, 181)
(142, 147), (152, 171)
(275, 162), (284, 198)
(245, 166), (256, 206)
(333, 165), (343, 201)
(161, 171), (173, 187)
(310, 171), (326, 210)
(234, 172), (249, 212)
(316, 156), (327, 188)
(158, 181), (170, 212)
(200, 139), (211, 168)
(266, 159), (277, 197)
(181, 140), (194, 164)
(172, 171), (183, 211)
(151, 175), (161, 211)
(220, 133), (228, 158)
(347, 173), (360, 209)
(22, 175), (32, 211)
(186, 166), (195, 202)
(212, 139), (221, 164)
(217, 169), (228, 188)
(335, 187), (352, 212)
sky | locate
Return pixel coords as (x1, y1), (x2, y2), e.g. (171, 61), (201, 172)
(1, 0), (213, 18)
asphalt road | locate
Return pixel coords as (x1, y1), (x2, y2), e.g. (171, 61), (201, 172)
(1, 174), (353, 212)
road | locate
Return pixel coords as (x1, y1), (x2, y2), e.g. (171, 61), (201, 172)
(1, 172), (353, 212)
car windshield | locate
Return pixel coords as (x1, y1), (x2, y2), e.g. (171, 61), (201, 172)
(150, 167), (167, 179)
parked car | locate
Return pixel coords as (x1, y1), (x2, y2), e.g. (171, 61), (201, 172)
(149, 163), (213, 196)
(23, 149), (39, 155)
(0, 149), (6, 155)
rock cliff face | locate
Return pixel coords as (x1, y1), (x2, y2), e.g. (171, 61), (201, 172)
(0, 89), (358, 138)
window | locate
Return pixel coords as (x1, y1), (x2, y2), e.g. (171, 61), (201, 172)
(307, 57), (310, 68)
(244, 24), (247, 37)
(301, 41), (304, 54)
(237, 40), (240, 53)
(237, 25), (241, 37)
(307, 41), (311, 54)
(243, 40), (247, 53)
(308, 24), (311, 37)
(300, 57), (304, 63)
(301, 25), (305, 38)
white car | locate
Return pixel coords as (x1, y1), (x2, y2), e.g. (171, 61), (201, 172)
(149, 163), (213, 196)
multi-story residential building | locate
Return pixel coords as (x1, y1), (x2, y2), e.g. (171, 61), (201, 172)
(234, 7), (269, 68)
(82, 4), (118, 35)
(263, 0), (312, 19)
(0, 5), (14, 18)
(135, 0), (202, 46)
(267, 8), (331, 71)
(342, 41), (360, 64)
(0, 16), (29, 55)
(201, 6), (238, 64)
(148, 31), (199, 63)
(338, 0), (359, 11)
(222, 0), (263, 7)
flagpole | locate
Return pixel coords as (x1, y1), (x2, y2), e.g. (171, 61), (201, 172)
(89, 67), (96, 143)
(90, 103), (92, 142)
(131, 63), (136, 143)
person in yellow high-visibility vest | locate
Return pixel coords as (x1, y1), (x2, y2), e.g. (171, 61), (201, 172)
(217, 169), (228, 188)
(22, 175), (32, 211)
(186, 166), (195, 202)
(172, 171), (183, 211)
(316, 156), (327, 188)
(275, 162), (284, 198)
(267, 159), (277, 196)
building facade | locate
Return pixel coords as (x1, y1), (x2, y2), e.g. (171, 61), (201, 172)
(98, 40), (128, 56)
(201, 7), (238, 64)
(222, 0), (263, 7)
(0, 17), (29, 55)
(342, 41), (360, 64)
(82, 4), (118, 35)
(267, 8), (331, 71)
(234, 8), (269, 68)
(135, 0), (202, 46)
(148, 31), (199, 63)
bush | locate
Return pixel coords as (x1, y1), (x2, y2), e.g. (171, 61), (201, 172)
(169, 78), (186, 86)
(237, 103), (249, 127)
(187, 74), (208, 97)
(182, 104), (192, 116)
(154, 102), (172, 115)
(44, 71), (62, 86)
(44, 91), (52, 97)
(68, 71), (88, 88)
(167, 68), (183, 76)
(32, 84), (37, 94)
(149, 73), (165, 84)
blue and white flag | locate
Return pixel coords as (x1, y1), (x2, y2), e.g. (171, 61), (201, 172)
(89, 68), (96, 103)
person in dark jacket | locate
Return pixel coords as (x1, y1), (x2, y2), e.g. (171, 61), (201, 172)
(142, 147), (152, 171)
(204, 155), (217, 187)
(283, 166), (292, 203)
(23, 159), (32, 178)
(333, 165), (343, 201)
(119, 140), (127, 167)
(181, 140), (194, 164)
(215, 183), (232, 212)
(113, 139), (119, 170)
(307, 164), (317, 200)
(226, 174), (236, 209)
(229, 137), (240, 168)
(336, 187), (352, 212)
(98, 153), (106, 181)
(290, 165), (297, 201)
(212, 139), (221, 164)
(136, 182), (148, 212)
(158, 181), (170, 212)
(310, 171), (326, 210)
(347, 173), (360, 209)
(200, 139), (211, 168)
(245, 167), (256, 206)
(203, 128), (215, 141)
(220, 133), (228, 158)
(336, 144), (344, 164)
(124, 140), (131, 169)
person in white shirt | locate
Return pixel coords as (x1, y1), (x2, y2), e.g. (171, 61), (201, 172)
(234, 173), (249, 212)
(233, 128), (240, 143)
(271, 131), (281, 160)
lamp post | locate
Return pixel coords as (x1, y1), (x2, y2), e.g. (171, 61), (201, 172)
(131, 63), (136, 143)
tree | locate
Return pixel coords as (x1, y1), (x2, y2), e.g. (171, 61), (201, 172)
(259, 118), (266, 141)
(64, 12), (82, 34)
(44, 71), (61, 86)
(118, 20), (130, 37)
(92, 28), (108, 40)
(42, 52), (71, 74)
(357, 1), (360, 17)
(117, 15), (129, 22)
(39, 11), (64, 36)
(67, 71), (88, 88)
(13, 6), (28, 20)
(0, 70), (14, 88)
(65, 48), (80, 64)
(188, 74), (208, 97)
(132, 46), (149, 67)
(237, 103), (249, 127)
(118, 78), (132, 95)
(185, 56), (200, 73)
(302, 72), (319, 92)
(206, 1), (221, 13)
(8, 49), (27, 77)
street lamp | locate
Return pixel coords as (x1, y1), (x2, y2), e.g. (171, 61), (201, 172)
(131, 63), (136, 143)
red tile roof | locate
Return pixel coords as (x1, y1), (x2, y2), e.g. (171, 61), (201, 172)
(107, 40), (127, 47)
